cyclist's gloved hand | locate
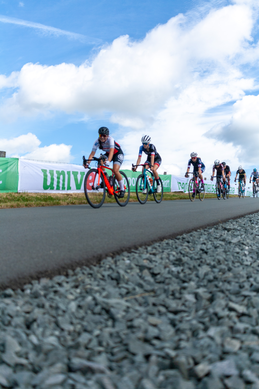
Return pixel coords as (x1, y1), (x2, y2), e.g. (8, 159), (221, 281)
(185, 173), (189, 178)
(211, 176), (213, 181)
(105, 160), (110, 167)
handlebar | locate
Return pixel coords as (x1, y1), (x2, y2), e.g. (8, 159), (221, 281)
(83, 154), (107, 167)
(132, 162), (153, 171)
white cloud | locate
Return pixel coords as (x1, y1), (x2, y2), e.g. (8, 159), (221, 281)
(1, 0), (259, 170)
(0, 133), (72, 162)
(23, 143), (73, 163)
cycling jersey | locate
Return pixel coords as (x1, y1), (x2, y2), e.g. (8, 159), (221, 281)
(236, 169), (246, 180)
(250, 171), (259, 181)
(213, 164), (225, 176)
(92, 136), (123, 156)
(139, 144), (161, 159)
(224, 165), (230, 175)
(188, 158), (205, 172)
(139, 144), (162, 165)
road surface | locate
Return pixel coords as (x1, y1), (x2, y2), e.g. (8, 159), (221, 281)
(0, 197), (258, 289)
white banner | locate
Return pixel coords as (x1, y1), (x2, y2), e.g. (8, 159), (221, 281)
(18, 159), (254, 196)
(19, 159), (87, 193)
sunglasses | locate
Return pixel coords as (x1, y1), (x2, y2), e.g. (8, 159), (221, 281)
(142, 142), (148, 146)
(99, 134), (107, 138)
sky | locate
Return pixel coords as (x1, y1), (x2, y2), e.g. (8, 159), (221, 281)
(1, 0), (259, 181)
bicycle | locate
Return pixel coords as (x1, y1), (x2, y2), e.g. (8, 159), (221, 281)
(186, 171), (205, 202)
(83, 155), (130, 208)
(236, 179), (245, 198)
(251, 181), (258, 198)
(212, 176), (226, 200)
(132, 163), (163, 204)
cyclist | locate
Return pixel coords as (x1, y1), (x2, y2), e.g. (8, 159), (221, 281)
(211, 160), (226, 198)
(132, 135), (162, 193)
(234, 166), (246, 194)
(185, 152), (205, 197)
(84, 126), (125, 198)
(249, 168), (259, 197)
(222, 162), (231, 190)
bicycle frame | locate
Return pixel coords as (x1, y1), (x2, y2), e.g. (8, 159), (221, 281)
(83, 156), (121, 196)
(133, 163), (155, 193)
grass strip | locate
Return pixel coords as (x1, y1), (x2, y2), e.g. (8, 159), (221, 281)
(0, 192), (237, 209)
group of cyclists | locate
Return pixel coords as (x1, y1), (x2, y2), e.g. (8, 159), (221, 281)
(84, 127), (162, 198)
(84, 126), (259, 199)
(185, 152), (259, 198)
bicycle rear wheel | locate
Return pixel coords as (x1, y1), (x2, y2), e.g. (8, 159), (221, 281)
(136, 174), (148, 204)
(199, 181), (205, 201)
(188, 178), (196, 202)
(113, 171), (130, 206)
(84, 169), (105, 208)
(153, 177), (163, 203)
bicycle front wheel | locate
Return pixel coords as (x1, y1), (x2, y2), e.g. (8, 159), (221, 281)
(114, 171), (130, 207)
(136, 174), (148, 204)
(188, 178), (196, 202)
(153, 177), (163, 203)
(84, 169), (106, 208)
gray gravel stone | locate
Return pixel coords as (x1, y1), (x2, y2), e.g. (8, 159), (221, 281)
(1, 213), (259, 387)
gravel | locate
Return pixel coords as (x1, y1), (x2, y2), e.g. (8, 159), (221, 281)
(1, 212), (259, 388)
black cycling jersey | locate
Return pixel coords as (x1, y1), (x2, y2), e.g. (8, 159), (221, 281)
(224, 165), (230, 175)
(236, 169), (246, 179)
(188, 158), (205, 172)
(139, 144), (161, 160)
(213, 164), (224, 176)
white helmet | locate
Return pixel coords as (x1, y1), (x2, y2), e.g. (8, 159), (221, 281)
(214, 159), (220, 165)
(238, 165), (242, 170)
(190, 152), (198, 158)
(141, 135), (151, 144)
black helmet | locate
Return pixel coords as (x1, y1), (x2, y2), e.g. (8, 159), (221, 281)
(98, 126), (109, 136)
(222, 162), (226, 167)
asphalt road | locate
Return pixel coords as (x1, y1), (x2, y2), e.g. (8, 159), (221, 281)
(0, 197), (259, 289)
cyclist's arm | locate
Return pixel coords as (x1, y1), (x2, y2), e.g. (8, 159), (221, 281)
(85, 151), (95, 166)
(244, 174), (246, 184)
(150, 154), (155, 169)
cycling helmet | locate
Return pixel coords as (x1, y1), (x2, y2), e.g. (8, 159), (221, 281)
(190, 152), (198, 158)
(254, 168), (257, 172)
(238, 165), (242, 170)
(98, 126), (109, 136)
(214, 159), (220, 166)
(141, 135), (151, 144)
(222, 162), (226, 167)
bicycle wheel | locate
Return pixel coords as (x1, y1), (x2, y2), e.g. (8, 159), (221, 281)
(216, 185), (221, 200)
(136, 174), (148, 204)
(153, 177), (163, 203)
(222, 185), (226, 200)
(188, 178), (196, 202)
(113, 171), (130, 207)
(84, 169), (105, 208)
(198, 181), (205, 201)
(226, 186), (229, 199)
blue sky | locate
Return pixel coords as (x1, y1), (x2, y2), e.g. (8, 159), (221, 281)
(1, 0), (259, 181)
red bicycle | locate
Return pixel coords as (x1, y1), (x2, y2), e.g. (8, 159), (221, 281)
(83, 155), (130, 208)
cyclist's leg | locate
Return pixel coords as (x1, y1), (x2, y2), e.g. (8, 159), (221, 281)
(112, 153), (124, 192)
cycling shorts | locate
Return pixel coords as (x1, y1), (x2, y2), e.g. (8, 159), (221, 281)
(105, 151), (124, 166)
(145, 156), (162, 167)
(194, 166), (205, 173)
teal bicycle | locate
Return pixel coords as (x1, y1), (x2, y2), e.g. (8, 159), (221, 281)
(132, 163), (163, 204)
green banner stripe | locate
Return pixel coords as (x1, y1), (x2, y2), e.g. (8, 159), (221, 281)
(0, 158), (19, 193)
